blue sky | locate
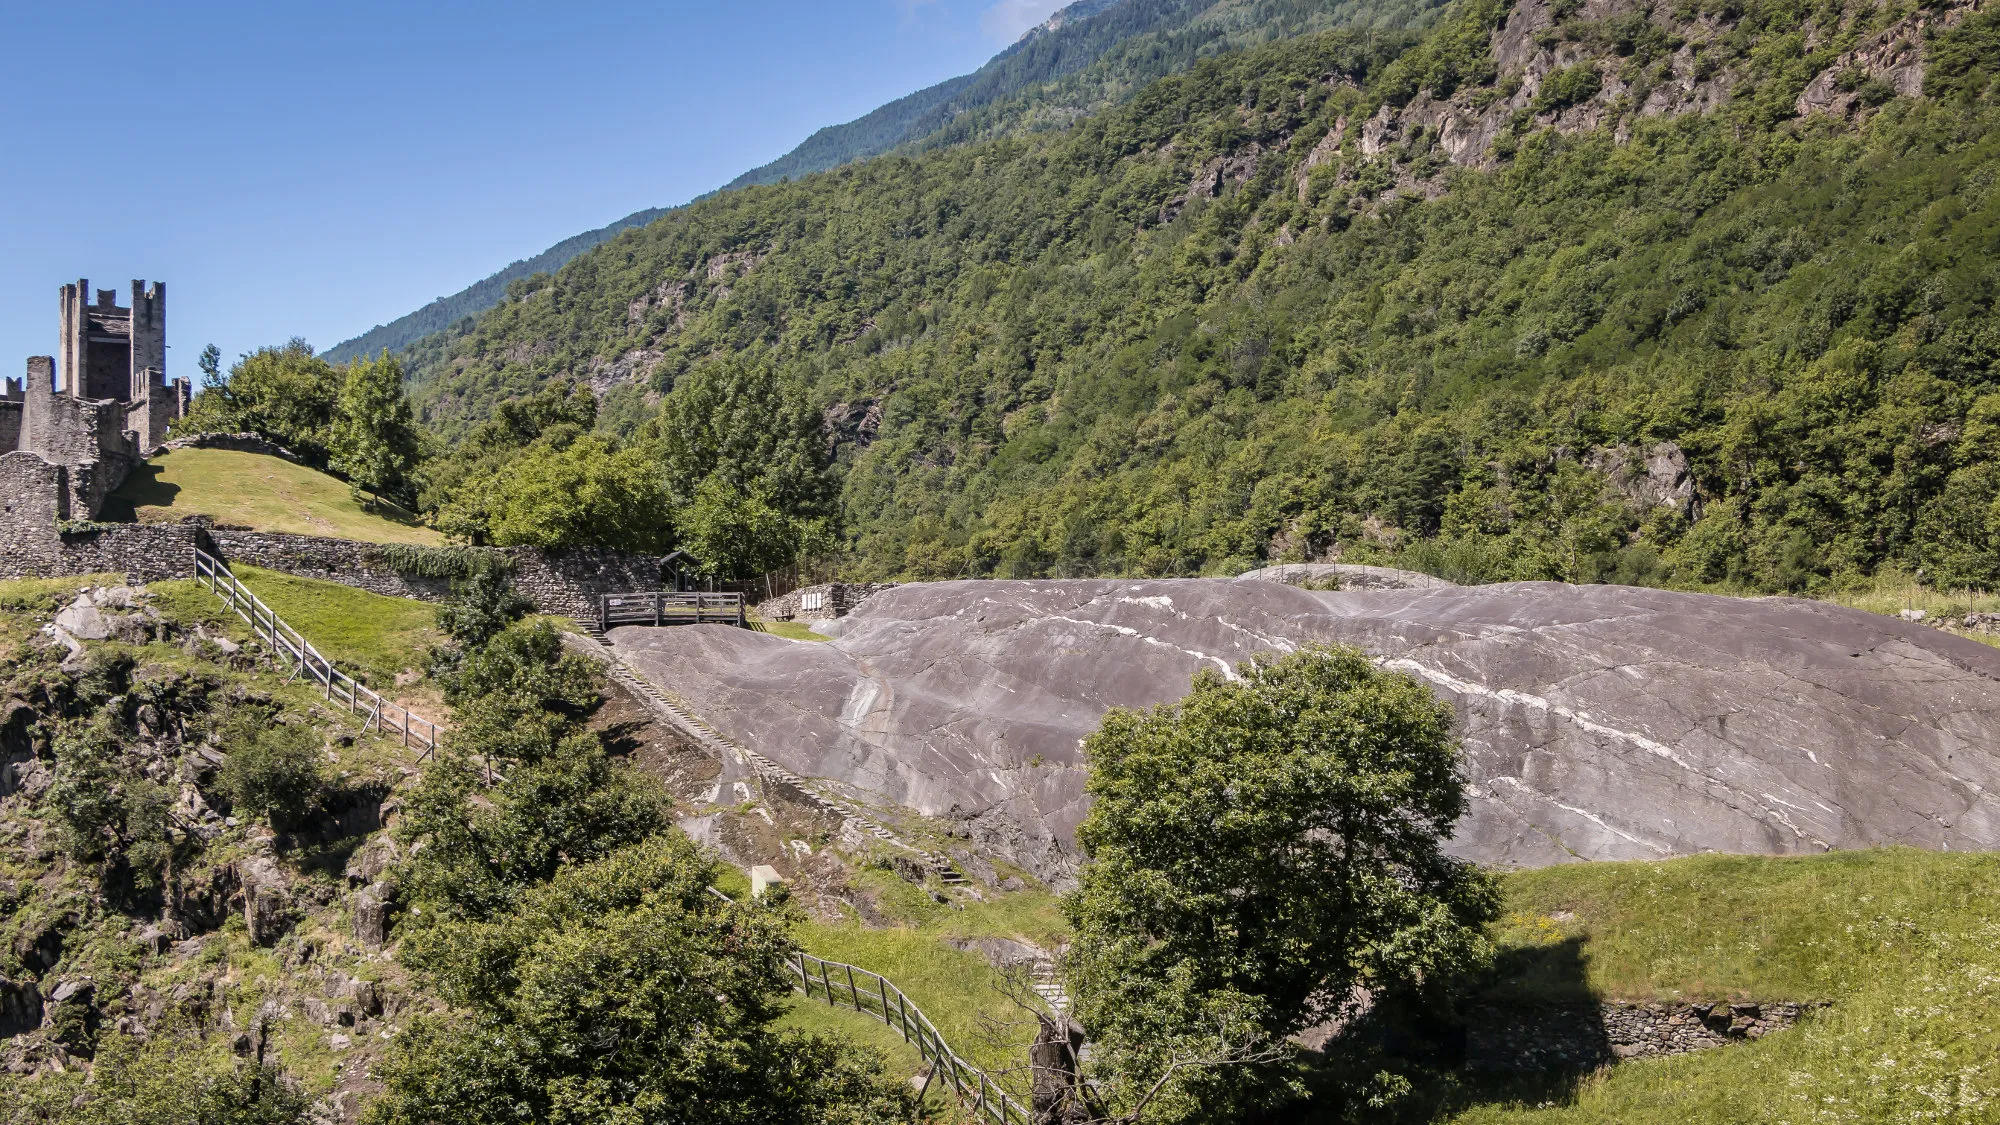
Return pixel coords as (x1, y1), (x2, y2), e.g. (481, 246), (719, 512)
(0, 0), (1066, 381)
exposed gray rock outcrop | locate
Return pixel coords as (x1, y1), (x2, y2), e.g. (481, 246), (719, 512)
(611, 579), (2000, 881)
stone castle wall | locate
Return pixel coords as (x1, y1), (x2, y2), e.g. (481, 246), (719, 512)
(0, 510), (666, 619)
(0, 454), (200, 582)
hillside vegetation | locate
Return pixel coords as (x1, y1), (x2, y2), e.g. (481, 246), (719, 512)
(394, 0), (2000, 597)
(330, 0), (1438, 365)
(1441, 849), (2000, 1123)
(103, 449), (442, 546)
(724, 0), (1443, 191)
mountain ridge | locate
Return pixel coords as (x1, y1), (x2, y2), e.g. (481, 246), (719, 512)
(395, 0), (2000, 597)
(324, 0), (1436, 364)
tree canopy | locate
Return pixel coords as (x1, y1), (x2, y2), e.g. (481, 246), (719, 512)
(1063, 645), (1497, 1122)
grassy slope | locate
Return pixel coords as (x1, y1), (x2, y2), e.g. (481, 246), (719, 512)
(0, 574), (124, 648)
(1448, 850), (2000, 1123)
(103, 448), (442, 545)
(795, 876), (1071, 1093)
(749, 617), (832, 642)
(151, 565), (441, 689)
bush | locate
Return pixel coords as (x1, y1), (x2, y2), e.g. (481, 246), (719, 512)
(213, 717), (324, 831)
(370, 838), (910, 1125)
(0, 1024), (309, 1125)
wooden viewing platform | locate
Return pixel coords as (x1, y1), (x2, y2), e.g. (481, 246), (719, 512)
(597, 591), (746, 634)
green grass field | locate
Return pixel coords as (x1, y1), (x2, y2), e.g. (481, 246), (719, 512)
(102, 448), (442, 545)
(151, 564), (440, 688)
(793, 852), (2000, 1122)
(1439, 849), (2000, 1123)
(793, 877), (1070, 1097)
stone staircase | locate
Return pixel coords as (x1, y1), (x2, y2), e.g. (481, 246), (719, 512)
(1030, 959), (1072, 1017)
(568, 632), (965, 884)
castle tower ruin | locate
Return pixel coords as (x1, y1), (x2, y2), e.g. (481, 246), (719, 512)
(0, 279), (190, 519)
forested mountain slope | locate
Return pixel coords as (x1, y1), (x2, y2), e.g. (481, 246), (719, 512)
(328, 0), (1435, 365)
(322, 207), (668, 364)
(410, 0), (2000, 593)
(720, 0), (1443, 191)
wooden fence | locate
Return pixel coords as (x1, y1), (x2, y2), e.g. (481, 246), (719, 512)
(194, 548), (442, 760)
(790, 952), (1031, 1125)
(598, 591), (746, 633)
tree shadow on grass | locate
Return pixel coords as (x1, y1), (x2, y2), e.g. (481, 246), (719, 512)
(1285, 936), (1611, 1123)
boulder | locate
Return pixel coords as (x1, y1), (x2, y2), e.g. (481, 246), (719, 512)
(351, 883), (393, 948)
(238, 857), (291, 946)
(613, 579), (2000, 881)
(53, 598), (114, 641)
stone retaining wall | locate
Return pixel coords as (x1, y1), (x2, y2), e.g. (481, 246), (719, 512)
(56, 524), (201, 584)
(200, 528), (665, 620)
(157, 432), (305, 464)
(1466, 1000), (1818, 1072)
(0, 452), (202, 583)
(759, 582), (898, 622)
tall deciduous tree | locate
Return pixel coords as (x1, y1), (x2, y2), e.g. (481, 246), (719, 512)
(454, 434), (674, 552)
(173, 339), (340, 464)
(1063, 645), (1497, 1123)
(330, 352), (421, 506)
(649, 354), (836, 578)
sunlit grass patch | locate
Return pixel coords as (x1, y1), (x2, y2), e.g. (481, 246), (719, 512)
(103, 448), (442, 545)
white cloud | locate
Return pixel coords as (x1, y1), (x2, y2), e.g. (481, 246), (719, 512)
(979, 0), (1071, 43)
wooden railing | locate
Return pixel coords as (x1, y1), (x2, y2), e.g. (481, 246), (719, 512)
(790, 952), (1030, 1125)
(194, 548), (442, 760)
(598, 591), (746, 633)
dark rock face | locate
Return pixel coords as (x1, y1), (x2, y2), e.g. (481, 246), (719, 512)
(611, 579), (2000, 881)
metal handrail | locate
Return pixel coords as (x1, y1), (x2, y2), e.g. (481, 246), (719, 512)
(790, 952), (1031, 1125)
(193, 548), (442, 761)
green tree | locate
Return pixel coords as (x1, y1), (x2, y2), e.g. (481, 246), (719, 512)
(1063, 646), (1496, 1122)
(212, 716), (325, 833)
(402, 620), (664, 921)
(435, 568), (534, 650)
(368, 837), (910, 1125)
(43, 720), (178, 896)
(440, 435), (673, 552)
(330, 352), (421, 506)
(649, 355), (836, 577)
(197, 343), (223, 389)
(174, 339), (340, 464)
(679, 475), (832, 581)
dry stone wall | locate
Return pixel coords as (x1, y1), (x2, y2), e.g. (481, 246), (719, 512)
(200, 528), (665, 619)
(0, 455), (199, 582)
(158, 432), (304, 463)
(1466, 1000), (1819, 1072)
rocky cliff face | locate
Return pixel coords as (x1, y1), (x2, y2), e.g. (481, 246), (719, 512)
(613, 578), (2000, 880)
(1301, 0), (1982, 204)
